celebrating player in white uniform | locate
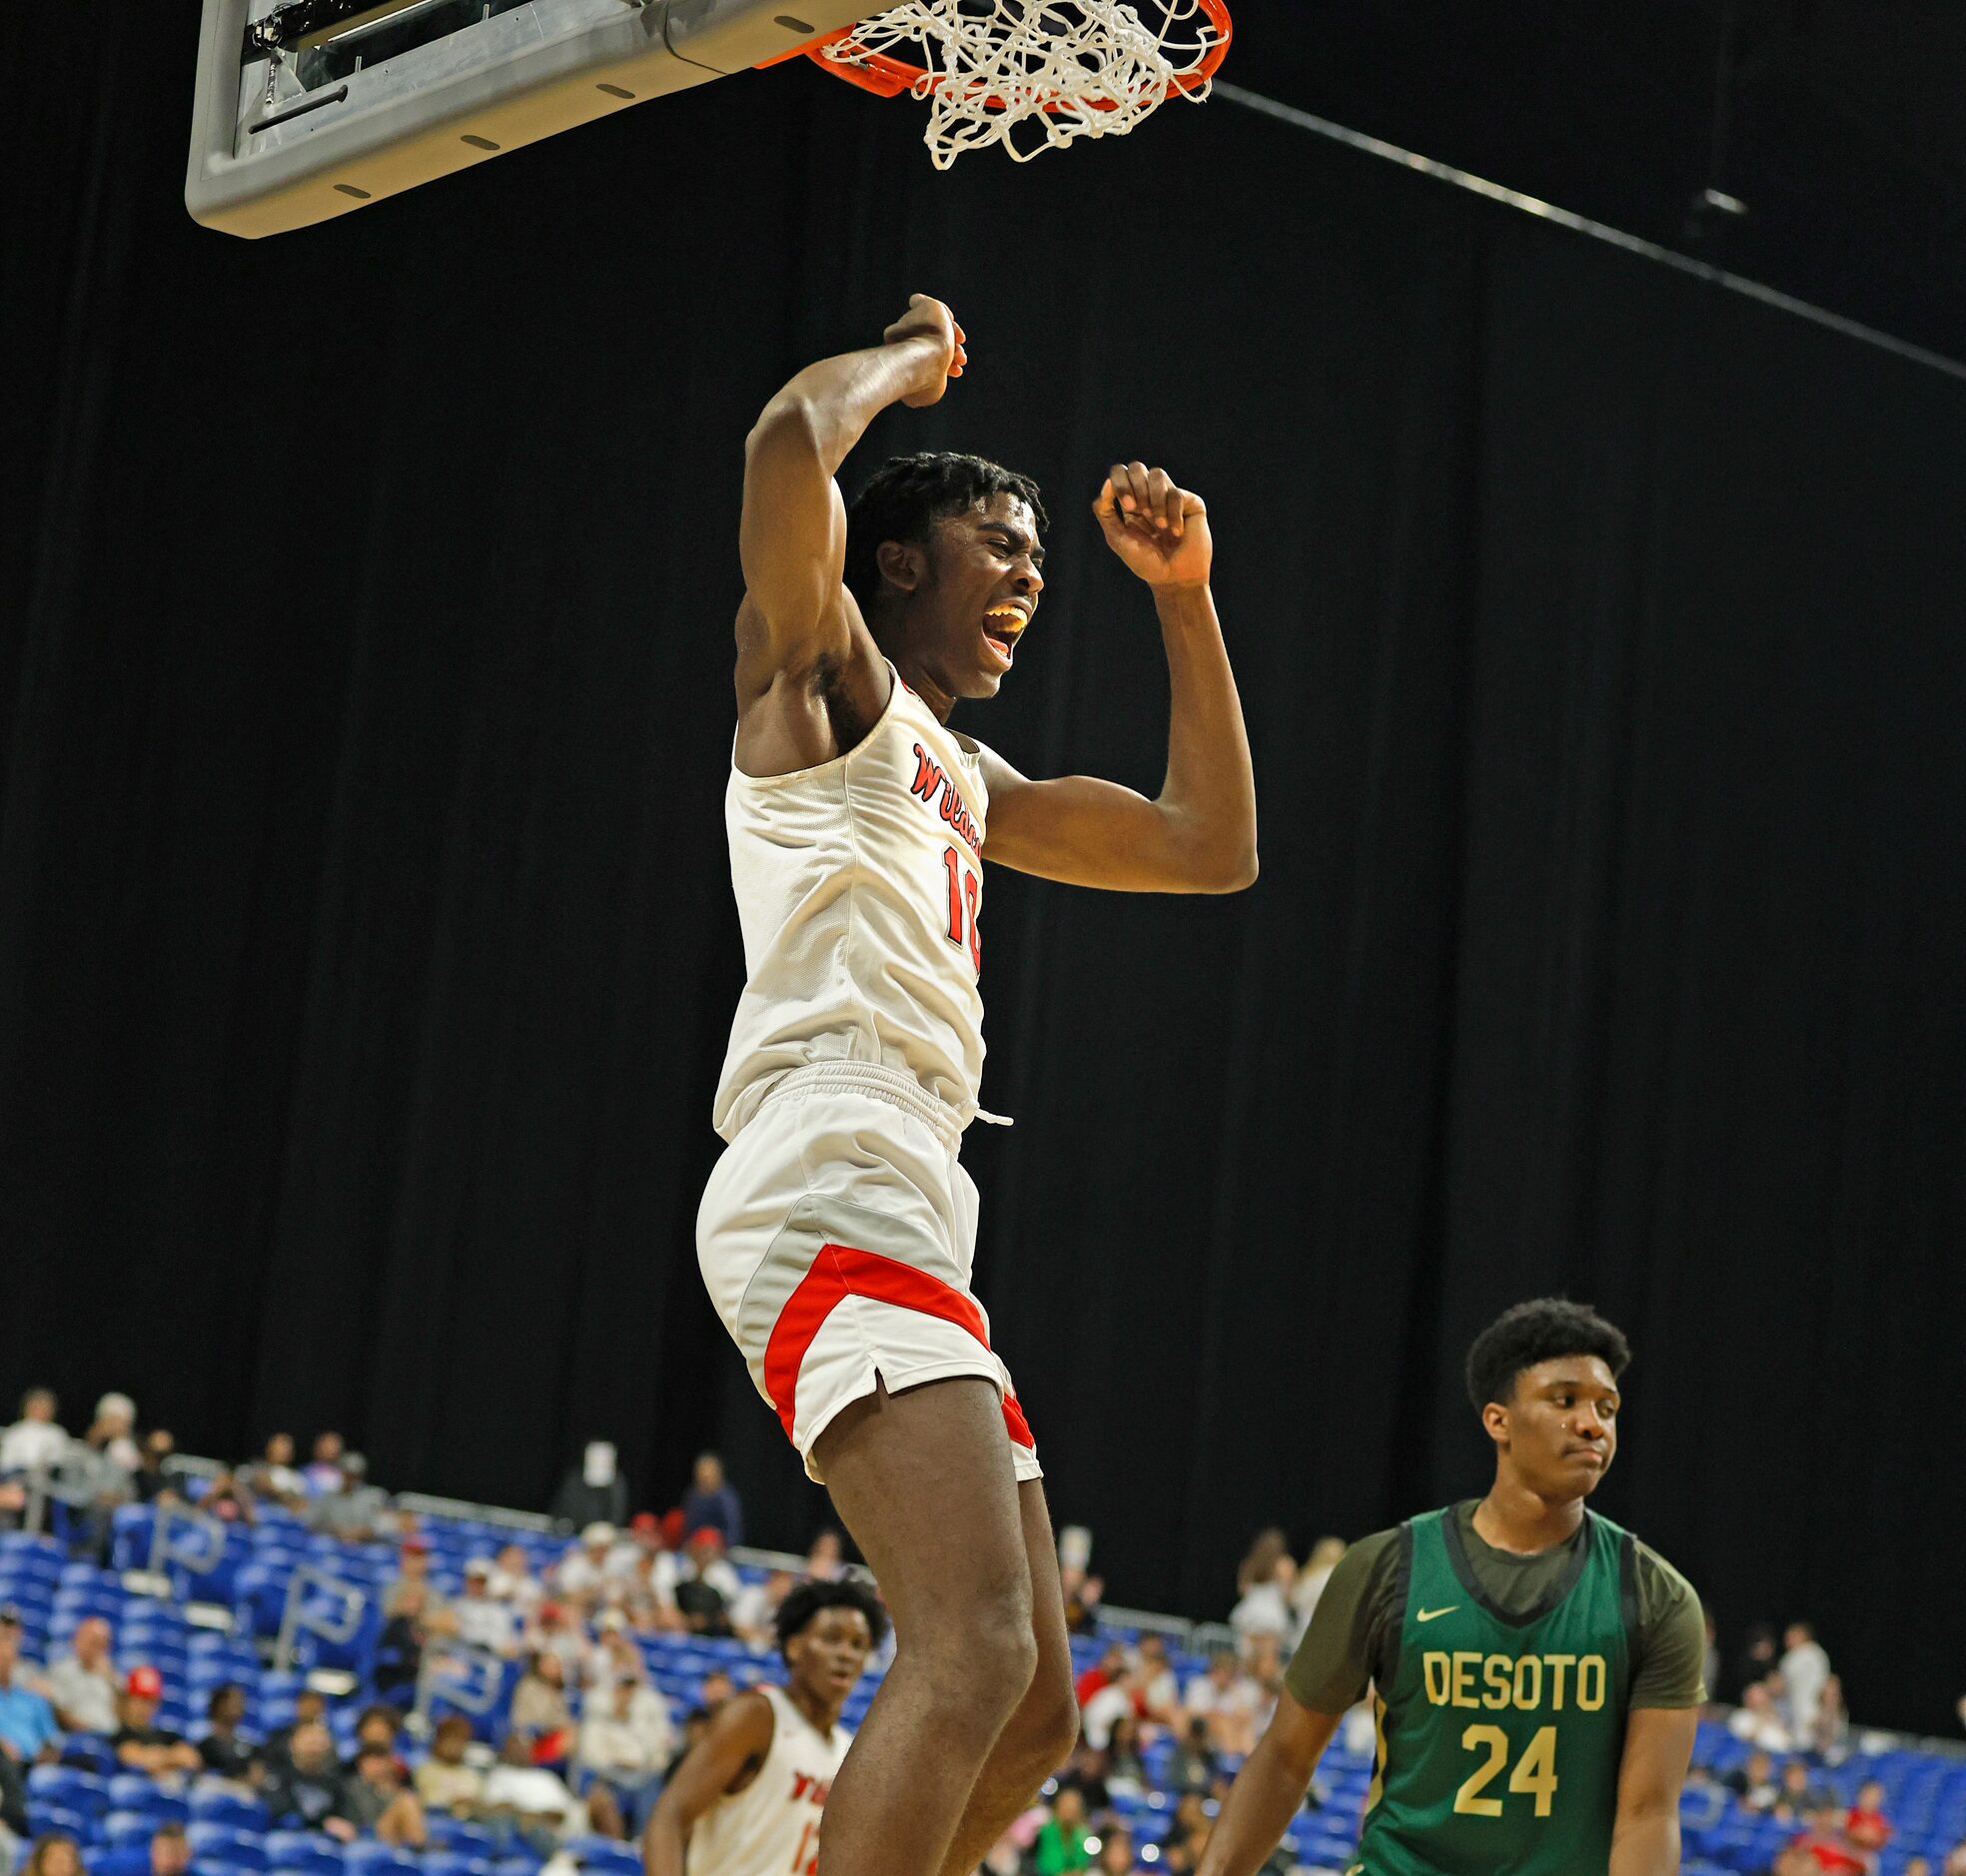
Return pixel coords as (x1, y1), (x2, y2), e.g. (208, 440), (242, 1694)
(643, 1579), (882, 1876)
(697, 293), (1258, 1876)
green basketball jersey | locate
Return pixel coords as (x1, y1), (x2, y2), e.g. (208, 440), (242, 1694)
(1349, 1506), (1635, 1876)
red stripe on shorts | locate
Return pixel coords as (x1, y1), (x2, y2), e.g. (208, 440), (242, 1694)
(762, 1243), (1035, 1451)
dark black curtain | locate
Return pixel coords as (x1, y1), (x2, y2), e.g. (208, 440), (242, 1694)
(4, 14), (1962, 1731)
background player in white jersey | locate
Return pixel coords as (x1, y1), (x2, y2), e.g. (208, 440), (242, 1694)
(643, 1579), (883, 1876)
(698, 293), (1258, 1876)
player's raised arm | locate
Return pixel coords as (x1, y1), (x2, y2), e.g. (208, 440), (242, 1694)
(979, 463), (1258, 892)
(640, 1689), (776, 1876)
(736, 296), (965, 685)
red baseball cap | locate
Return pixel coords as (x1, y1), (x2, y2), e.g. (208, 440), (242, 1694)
(629, 1512), (659, 1535)
(401, 1536), (432, 1555)
(126, 1665), (164, 1699)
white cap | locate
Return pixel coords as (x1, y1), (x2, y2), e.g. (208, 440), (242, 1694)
(581, 1521), (617, 1547)
(96, 1393), (137, 1423)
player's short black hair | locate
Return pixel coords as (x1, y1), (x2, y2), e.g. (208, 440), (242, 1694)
(1465, 1298), (1630, 1409)
(774, 1575), (889, 1659)
(844, 452), (1047, 611)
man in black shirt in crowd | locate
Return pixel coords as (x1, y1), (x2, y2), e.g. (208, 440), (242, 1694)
(197, 1684), (261, 1784)
(113, 1668), (201, 1777)
(265, 1719), (358, 1841)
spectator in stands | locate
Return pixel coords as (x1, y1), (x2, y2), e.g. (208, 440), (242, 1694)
(1076, 1642), (1128, 1709)
(383, 1536), (451, 1622)
(375, 1582), (435, 1704)
(344, 1743), (428, 1847)
(1780, 1802), (1867, 1876)
(673, 1530), (740, 1637)
(1104, 1713), (1146, 1795)
(240, 1435), (307, 1510)
(1810, 1674), (1851, 1762)
(730, 1568), (795, 1650)
(1843, 1779), (1891, 1857)
(1054, 1738), (1110, 1810)
(1033, 1786), (1094, 1875)
(348, 1704), (409, 1775)
(1230, 1553), (1298, 1647)
(1780, 1623), (1831, 1741)
(1730, 1680), (1796, 1753)
(310, 1454), (385, 1541)
(265, 1720), (357, 1840)
(583, 1614), (647, 1695)
(1093, 1824), (1133, 1876)
(89, 1399), (141, 1475)
(1134, 1635), (1180, 1734)
(1722, 1747), (1781, 1811)
(1290, 1536), (1346, 1633)
(197, 1682), (260, 1785)
(549, 1443), (627, 1533)
(577, 1671), (676, 1835)
(0, 1745), (30, 1868)
(0, 1393), (69, 1478)
(195, 1465), (255, 1525)
(130, 1431), (181, 1508)
(1735, 1622), (1780, 1703)
(303, 1434), (347, 1497)
(804, 1529), (845, 1581)
(0, 1608), (59, 1764)
(1082, 1663), (1140, 1752)
(1162, 1791), (1213, 1873)
(22, 1833), (84, 1876)
(488, 1544), (541, 1617)
(414, 1714), (487, 1819)
(509, 1650), (576, 1766)
(45, 1616), (118, 1735)
(678, 1453), (743, 1546)
(1235, 1528), (1290, 1598)
(698, 1670), (736, 1712)
(1164, 1715), (1218, 1795)
(1059, 1562), (1104, 1637)
(112, 1667), (200, 1777)
(1183, 1647), (1261, 1756)
(263, 1689), (329, 1774)
(554, 1525), (619, 1611)
(481, 1730), (592, 1854)
(524, 1603), (585, 1683)
(455, 1559), (521, 1656)
(140, 1822), (191, 1876)
(1772, 1758), (1838, 1822)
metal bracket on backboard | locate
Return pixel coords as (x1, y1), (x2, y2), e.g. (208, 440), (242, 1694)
(187, 0), (868, 237)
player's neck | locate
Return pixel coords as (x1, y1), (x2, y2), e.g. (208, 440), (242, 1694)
(785, 1679), (839, 1735)
(893, 653), (958, 722)
(1472, 1472), (1586, 1553)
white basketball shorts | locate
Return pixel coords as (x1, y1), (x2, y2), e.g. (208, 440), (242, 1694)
(696, 1060), (1040, 1486)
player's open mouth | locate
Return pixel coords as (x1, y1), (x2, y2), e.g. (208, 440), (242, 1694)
(982, 603), (1028, 668)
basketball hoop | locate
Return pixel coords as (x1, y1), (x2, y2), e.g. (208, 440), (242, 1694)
(794, 0), (1232, 167)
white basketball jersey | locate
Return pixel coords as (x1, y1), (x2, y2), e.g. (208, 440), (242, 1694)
(687, 1683), (851, 1876)
(712, 666), (991, 1142)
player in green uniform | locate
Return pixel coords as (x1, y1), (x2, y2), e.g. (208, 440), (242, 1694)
(1197, 1299), (1704, 1876)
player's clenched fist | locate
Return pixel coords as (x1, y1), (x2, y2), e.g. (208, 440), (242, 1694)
(883, 294), (967, 408)
(1093, 461), (1212, 589)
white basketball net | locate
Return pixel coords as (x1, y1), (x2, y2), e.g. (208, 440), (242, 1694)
(820, 0), (1225, 167)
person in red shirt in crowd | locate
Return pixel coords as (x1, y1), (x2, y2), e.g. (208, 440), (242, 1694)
(1773, 1802), (1868, 1875)
(1073, 1642), (1126, 1710)
(1844, 1779), (1891, 1857)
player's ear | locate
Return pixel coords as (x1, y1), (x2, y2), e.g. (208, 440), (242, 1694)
(876, 539), (925, 594)
(1479, 1401), (1509, 1449)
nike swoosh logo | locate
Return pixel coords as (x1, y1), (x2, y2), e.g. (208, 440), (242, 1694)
(1416, 1605), (1459, 1622)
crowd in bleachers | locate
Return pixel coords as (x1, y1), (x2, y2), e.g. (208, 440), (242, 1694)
(2, 1388), (1964, 1876)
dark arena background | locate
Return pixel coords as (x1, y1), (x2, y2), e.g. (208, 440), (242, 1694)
(4, 0), (1965, 1811)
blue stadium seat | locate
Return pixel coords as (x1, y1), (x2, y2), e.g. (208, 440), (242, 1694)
(424, 1855), (494, 1876)
(92, 1849), (156, 1876)
(187, 1825), (271, 1870)
(28, 1766), (111, 1817)
(342, 1845), (422, 1876)
(192, 1790), (271, 1831)
(565, 1841), (641, 1876)
(263, 1833), (344, 1876)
